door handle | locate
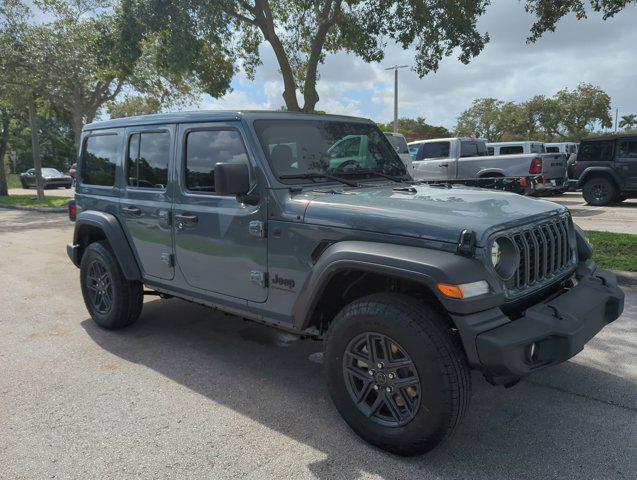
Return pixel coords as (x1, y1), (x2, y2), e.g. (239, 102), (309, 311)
(439, 163), (449, 167)
(174, 213), (198, 228)
(122, 206), (141, 216)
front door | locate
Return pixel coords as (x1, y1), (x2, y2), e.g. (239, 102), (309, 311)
(173, 122), (268, 303)
(616, 139), (637, 190)
(412, 141), (453, 180)
(119, 125), (175, 280)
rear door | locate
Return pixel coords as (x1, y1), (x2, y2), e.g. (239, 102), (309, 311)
(412, 140), (452, 180)
(617, 139), (637, 189)
(119, 125), (175, 280)
(173, 122), (268, 302)
(540, 153), (567, 182)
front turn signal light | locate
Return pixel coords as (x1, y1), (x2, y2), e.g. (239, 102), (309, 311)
(437, 281), (489, 299)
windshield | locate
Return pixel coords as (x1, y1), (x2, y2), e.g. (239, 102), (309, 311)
(384, 133), (409, 154)
(254, 119), (407, 183)
(42, 168), (61, 176)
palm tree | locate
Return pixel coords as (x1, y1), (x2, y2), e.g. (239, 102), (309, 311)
(618, 114), (637, 130)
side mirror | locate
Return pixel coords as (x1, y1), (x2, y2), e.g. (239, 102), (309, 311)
(214, 162), (250, 196)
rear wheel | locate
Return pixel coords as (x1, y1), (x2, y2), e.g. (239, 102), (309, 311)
(583, 176), (617, 206)
(325, 293), (470, 456)
(80, 241), (143, 329)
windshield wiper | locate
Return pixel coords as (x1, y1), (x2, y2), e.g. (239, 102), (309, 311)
(340, 169), (406, 183)
(279, 173), (360, 187)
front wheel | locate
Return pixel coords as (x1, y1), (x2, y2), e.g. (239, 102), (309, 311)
(80, 241), (143, 329)
(325, 293), (470, 456)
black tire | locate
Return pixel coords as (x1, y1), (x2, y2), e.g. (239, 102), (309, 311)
(20, 177), (29, 189)
(582, 176), (618, 206)
(614, 195), (628, 203)
(80, 241), (143, 329)
(325, 293), (470, 456)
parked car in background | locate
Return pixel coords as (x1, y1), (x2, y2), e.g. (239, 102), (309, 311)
(546, 142), (578, 155)
(325, 133), (411, 174)
(569, 133), (637, 205)
(486, 141), (546, 156)
(20, 168), (73, 189)
(383, 132), (413, 173)
(409, 137), (567, 194)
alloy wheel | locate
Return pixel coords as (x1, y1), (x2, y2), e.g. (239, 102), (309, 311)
(86, 259), (113, 314)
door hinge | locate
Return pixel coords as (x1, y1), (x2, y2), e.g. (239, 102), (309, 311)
(249, 220), (266, 238)
(160, 253), (174, 267)
(250, 270), (267, 288)
(158, 210), (171, 226)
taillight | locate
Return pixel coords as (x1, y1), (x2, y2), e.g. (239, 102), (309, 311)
(68, 199), (76, 221)
(529, 157), (542, 175)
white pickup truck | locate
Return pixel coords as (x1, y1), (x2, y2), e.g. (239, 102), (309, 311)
(408, 137), (568, 194)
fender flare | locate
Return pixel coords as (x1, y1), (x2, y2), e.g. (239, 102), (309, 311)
(292, 241), (504, 330)
(70, 210), (141, 281)
(577, 167), (622, 188)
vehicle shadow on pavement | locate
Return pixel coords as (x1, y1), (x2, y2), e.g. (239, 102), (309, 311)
(82, 298), (636, 480)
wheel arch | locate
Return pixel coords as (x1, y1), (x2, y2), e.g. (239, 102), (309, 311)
(577, 167), (622, 189)
(293, 241), (503, 332)
(477, 169), (505, 178)
(70, 210), (141, 281)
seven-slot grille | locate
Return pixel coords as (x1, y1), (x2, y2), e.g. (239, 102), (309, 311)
(504, 215), (574, 292)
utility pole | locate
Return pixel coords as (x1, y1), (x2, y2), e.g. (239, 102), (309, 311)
(384, 65), (408, 134)
(614, 107), (619, 133)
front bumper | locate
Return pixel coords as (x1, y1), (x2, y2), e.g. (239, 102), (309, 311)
(453, 265), (624, 384)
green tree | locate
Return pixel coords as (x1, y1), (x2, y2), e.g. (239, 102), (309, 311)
(454, 98), (510, 141)
(106, 95), (162, 119)
(554, 83), (612, 139)
(123, 0), (491, 112)
(619, 114), (637, 130)
(524, 0), (636, 42)
(377, 117), (450, 137)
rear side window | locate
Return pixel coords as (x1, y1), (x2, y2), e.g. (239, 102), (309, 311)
(460, 141), (488, 157)
(618, 140), (637, 159)
(500, 145), (524, 155)
(127, 132), (170, 189)
(82, 134), (119, 186)
(487, 147), (494, 155)
(578, 141), (614, 162)
(546, 146), (559, 153)
(185, 129), (249, 193)
(530, 144), (545, 153)
(422, 141), (450, 158)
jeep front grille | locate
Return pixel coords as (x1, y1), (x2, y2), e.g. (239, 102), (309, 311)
(505, 215), (574, 292)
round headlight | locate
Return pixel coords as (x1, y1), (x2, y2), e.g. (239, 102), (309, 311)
(490, 241), (501, 267)
(489, 237), (518, 281)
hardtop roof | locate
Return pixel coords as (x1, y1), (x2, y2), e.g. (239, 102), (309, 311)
(580, 133), (637, 142)
(84, 110), (374, 131)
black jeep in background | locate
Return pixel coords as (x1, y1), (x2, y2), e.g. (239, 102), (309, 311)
(570, 134), (637, 205)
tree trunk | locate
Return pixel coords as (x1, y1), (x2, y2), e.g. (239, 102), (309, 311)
(0, 111), (9, 197)
(72, 111), (84, 153)
(301, 6), (334, 112)
(27, 93), (45, 202)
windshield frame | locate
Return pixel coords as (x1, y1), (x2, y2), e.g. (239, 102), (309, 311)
(253, 118), (409, 186)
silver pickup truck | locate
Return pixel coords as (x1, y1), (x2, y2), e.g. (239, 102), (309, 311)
(409, 137), (568, 194)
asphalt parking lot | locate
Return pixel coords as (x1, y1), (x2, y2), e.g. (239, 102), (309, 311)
(550, 192), (637, 234)
(0, 208), (635, 479)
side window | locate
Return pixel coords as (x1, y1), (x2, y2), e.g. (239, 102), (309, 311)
(422, 141), (450, 158)
(546, 146), (559, 153)
(185, 129), (249, 193)
(126, 131), (170, 189)
(82, 134), (119, 186)
(487, 147), (495, 155)
(500, 145), (524, 155)
(618, 141), (637, 159)
(530, 144), (545, 153)
(579, 141), (614, 162)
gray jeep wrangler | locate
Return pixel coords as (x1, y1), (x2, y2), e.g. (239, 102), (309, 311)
(67, 111), (624, 456)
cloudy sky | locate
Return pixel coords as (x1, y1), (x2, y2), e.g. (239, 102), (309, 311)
(200, 0), (637, 130)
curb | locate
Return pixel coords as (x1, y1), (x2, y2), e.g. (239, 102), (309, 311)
(615, 270), (637, 287)
(0, 204), (67, 213)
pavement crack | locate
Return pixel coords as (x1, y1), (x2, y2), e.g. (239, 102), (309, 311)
(526, 379), (637, 412)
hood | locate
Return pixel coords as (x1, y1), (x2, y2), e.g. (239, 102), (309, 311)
(299, 184), (566, 246)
